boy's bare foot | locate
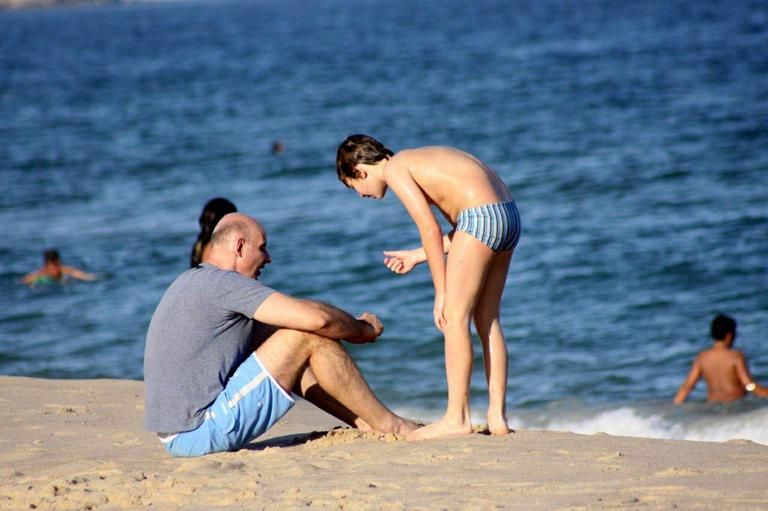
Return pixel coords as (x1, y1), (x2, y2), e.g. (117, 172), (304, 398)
(406, 417), (473, 441)
(487, 414), (511, 435)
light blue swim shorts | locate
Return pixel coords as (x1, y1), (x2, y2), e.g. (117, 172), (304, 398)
(455, 200), (521, 252)
(159, 354), (294, 457)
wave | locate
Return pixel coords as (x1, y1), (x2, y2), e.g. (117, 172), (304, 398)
(396, 399), (768, 445)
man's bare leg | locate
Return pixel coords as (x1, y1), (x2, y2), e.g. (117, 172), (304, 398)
(474, 250), (513, 435)
(293, 367), (373, 431)
(408, 232), (495, 441)
(256, 329), (417, 435)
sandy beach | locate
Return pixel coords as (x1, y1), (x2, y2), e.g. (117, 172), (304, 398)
(0, 376), (765, 510)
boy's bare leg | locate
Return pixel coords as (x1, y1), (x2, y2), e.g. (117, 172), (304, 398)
(293, 367), (373, 431)
(409, 232), (495, 441)
(474, 250), (513, 435)
(256, 329), (417, 435)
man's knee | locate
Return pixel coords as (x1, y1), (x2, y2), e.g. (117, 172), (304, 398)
(260, 328), (311, 347)
(257, 328), (339, 357)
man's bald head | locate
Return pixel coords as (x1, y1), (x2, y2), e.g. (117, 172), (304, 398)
(207, 213), (271, 279)
(210, 213), (261, 247)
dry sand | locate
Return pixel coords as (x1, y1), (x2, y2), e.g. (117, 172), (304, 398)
(0, 376), (767, 510)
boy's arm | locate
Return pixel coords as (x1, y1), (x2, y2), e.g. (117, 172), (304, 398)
(385, 162), (447, 327)
(253, 291), (382, 343)
(383, 231), (454, 273)
(402, 231), (456, 261)
(735, 353), (768, 398)
(673, 357), (701, 404)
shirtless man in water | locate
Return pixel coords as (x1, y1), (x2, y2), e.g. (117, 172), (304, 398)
(674, 314), (768, 403)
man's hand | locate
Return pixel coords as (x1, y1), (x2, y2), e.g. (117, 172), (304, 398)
(347, 312), (384, 344)
(383, 250), (420, 274)
(255, 293), (386, 343)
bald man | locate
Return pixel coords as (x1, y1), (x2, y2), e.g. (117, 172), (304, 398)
(144, 213), (417, 457)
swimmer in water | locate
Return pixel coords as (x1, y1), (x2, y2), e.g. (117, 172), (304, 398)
(21, 249), (96, 287)
(674, 314), (768, 403)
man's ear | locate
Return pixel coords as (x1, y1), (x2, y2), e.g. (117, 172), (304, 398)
(355, 165), (368, 179)
(236, 238), (246, 257)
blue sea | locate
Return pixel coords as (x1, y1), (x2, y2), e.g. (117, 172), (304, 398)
(2, 0), (767, 444)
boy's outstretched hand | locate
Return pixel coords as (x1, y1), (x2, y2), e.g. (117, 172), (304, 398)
(383, 250), (419, 274)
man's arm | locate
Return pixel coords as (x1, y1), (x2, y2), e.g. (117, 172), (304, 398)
(735, 353), (768, 398)
(674, 357), (702, 404)
(252, 291), (381, 343)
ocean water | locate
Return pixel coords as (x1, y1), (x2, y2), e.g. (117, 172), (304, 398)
(1, 0), (767, 444)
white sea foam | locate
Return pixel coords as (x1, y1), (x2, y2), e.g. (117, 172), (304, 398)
(530, 406), (768, 445)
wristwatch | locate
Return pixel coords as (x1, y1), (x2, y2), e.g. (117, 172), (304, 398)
(745, 382), (756, 392)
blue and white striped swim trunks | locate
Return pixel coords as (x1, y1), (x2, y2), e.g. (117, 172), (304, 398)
(455, 200), (521, 252)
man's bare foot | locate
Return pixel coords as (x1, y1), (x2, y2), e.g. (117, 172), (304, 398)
(407, 417), (473, 441)
(354, 418), (374, 432)
(372, 416), (420, 435)
(487, 414), (511, 435)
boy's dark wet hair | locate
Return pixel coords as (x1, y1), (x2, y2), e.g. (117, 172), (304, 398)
(711, 314), (736, 341)
(336, 134), (394, 186)
(43, 249), (60, 264)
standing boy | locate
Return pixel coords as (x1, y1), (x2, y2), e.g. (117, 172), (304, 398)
(674, 314), (768, 403)
(336, 135), (521, 440)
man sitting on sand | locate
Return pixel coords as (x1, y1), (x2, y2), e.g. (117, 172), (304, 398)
(144, 213), (418, 457)
(674, 314), (768, 403)
(21, 249), (96, 287)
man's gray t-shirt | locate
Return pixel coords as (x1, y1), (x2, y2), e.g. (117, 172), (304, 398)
(143, 263), (275, 433)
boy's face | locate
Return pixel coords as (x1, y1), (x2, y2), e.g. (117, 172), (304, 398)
(347, 167), (387, 199)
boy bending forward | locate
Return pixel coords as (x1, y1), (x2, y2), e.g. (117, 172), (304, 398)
(336, 134), (521, 440)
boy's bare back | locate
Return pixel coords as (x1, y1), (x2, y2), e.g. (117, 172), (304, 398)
(674, 314), (768, 404)
(696, 348), (748, 402)
(387, 147), (511, 220)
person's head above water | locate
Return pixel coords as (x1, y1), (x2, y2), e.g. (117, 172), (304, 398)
(336, 134), (393, 184)
(711, 314), (736, 345)
(43, 249), (61, 266)
(207, 213), (271, 280)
